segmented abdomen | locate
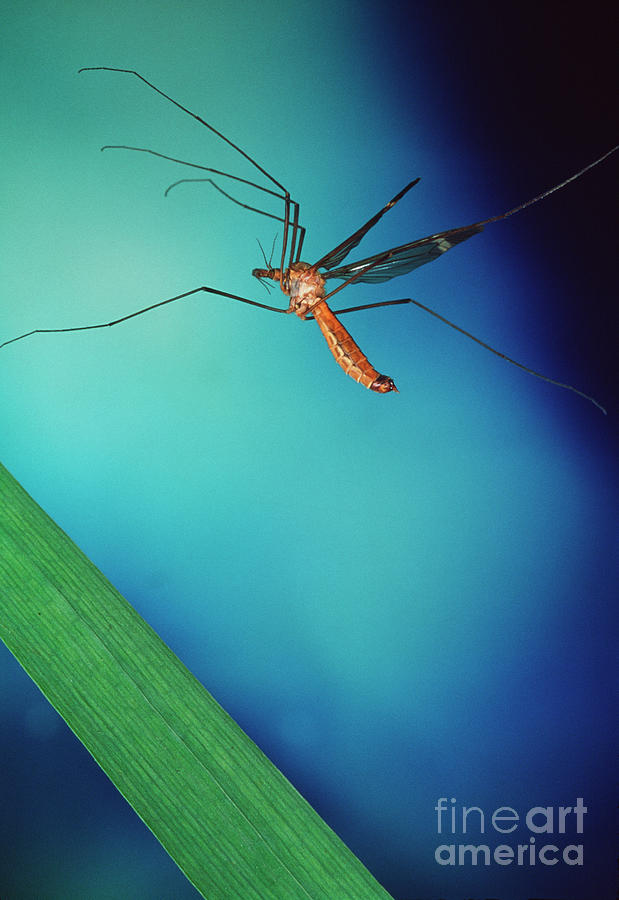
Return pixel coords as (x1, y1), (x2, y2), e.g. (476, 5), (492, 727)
(311, 300), (397, 393)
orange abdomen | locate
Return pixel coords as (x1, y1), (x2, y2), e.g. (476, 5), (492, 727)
(311, 300), (397, 393)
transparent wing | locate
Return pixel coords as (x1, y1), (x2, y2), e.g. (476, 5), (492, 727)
(314, 179), (420, 271)
(322, 222), (484, 283)
(322, 144), (619, 285)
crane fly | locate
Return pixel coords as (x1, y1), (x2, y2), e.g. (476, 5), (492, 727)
(2, 68), (616, 413)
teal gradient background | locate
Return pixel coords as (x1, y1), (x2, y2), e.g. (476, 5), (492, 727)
(1, 2), (616, 898)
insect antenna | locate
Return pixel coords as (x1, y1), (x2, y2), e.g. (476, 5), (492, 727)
(254, 238), (275, 294)
(254, 276), (273, 294)
(267, 233), (278, 268)
(257, 238), (271, 269)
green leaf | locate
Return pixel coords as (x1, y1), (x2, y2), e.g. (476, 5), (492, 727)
(0, 462), (392, 899)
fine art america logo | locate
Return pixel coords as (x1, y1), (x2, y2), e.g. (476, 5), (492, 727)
(434, 797), (586, 867)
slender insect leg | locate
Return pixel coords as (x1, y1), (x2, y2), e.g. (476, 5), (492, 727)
(79, 67), (289, 194)
(0, 287), (288, 351)
(295, 217), (306, 261)
(102, 145), (286, 204)
(166, 178), (307, 252)
(478, 144), (619, 227)
(279, 192), (291, 278)
(101, 145), (305, 270)
(81, 69), (305, 272)
(311, 299), (411, 316)
(288, 199), (300, 266)
(310, 298), (606, 414)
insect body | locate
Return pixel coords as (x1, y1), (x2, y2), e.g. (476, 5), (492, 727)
(253, 261), (397, 392)
(2, 67), (616, 413)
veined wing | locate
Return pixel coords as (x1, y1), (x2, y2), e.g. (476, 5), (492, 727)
(319, 146), (619, 284)
(322, 222), (484, 284)
(313, 178), (420, 271)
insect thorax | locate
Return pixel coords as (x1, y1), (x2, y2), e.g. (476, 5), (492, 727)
(285, 262), (326, 318)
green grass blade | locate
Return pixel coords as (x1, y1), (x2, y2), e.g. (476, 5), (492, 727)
(0, 462), (393, 899)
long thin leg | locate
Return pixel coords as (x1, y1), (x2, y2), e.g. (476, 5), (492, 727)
(165, 175), (308, 271)
(0, 286), (287, 350)
(307, 298), (606, 414)
(295, 214), (306, 261)
(102, 145), (285, 203)
(288, 199), (300, 266)
(165, 177), (306, 256)
(478, 144), (618, 227)
(101, 145), (307, 263)
(279, 191), (291, 278)
(80, 67), (300, 277)
(79, 67), (288, 193)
